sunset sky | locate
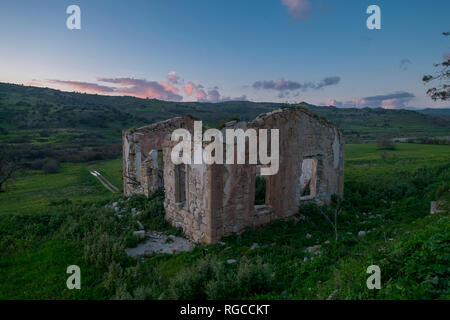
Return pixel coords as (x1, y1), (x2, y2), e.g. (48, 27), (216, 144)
(1, 0), (449, 108)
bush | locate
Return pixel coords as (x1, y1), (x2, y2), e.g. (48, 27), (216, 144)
(169, 256), (273, 299)
(42, 159), (60, 173)
(376, 134), (396, 150)
(31, 159), (45, 170)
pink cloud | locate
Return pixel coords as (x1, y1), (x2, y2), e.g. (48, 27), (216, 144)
(324, 92), (415, 109)
(184, 82), (196, 96)
(282, 0), (312, 20)
(96, 77), (183, 101)
(167, 71), (181, 84)
(46, 80), (116, 94)
(33, 72), (245, 103)
(196, 88), (208, 101)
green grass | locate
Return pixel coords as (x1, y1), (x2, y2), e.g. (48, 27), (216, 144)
(0, 240), (106, 299)
(0, 143), (449, 299)
(346, 143), (450, 166)
(89, 158), (124, 192)
(0, 159), (123, 215)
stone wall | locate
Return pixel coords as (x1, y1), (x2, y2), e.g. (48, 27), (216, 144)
(123, 108), (344, 244)
(122, 115), (195, 197)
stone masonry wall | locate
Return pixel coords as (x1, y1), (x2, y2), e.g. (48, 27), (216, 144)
(123, 108), (344, 244)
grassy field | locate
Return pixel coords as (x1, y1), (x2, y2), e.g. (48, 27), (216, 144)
(0, 143), (449, 299)
(0, 159), (123, 215)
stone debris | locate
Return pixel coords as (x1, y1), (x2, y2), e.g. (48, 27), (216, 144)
(227, 259), (237, 264)
(125, 231), (194, 257)
(358, 231), (366, 237)
(305, 245), (321, 254)
(430, 201), (446, 214)
(306, 233), (312, 239)
(327, 289), (339, 300)
(136, 220), (144, 230)
(133, 230), (145, 239)
(250, 243), (260, 250)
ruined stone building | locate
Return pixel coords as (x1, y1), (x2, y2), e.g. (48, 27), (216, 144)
(123, 108), (344, 244)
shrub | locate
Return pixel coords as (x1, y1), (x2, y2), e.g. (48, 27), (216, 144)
(169, 256), (273, 300)
(376, 134), (396, 150)
(31, 159), (45, 170)
(42, 159), (60, 173)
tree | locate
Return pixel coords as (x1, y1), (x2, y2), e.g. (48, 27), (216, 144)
(422, 32), (450, 101)
(0, 148), (20, 193)
(376, 134), (395, 150)
(42, 159), (61, 174)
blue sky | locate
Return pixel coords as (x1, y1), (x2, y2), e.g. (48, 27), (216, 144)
(0, 0), (449, 108)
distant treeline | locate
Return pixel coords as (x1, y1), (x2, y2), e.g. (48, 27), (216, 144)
(405, 137), (450, 145)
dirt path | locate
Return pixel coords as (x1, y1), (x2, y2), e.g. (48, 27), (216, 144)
(88, 168), (119, 193)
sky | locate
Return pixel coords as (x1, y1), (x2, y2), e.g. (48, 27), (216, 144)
(0, 0), (449, 108)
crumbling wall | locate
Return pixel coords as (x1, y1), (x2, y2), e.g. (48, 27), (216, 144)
(162, 138), (214, 243)
(123, 108), (344, 244)
(203, 108), (345, 242)
(122, 115), (195, 197)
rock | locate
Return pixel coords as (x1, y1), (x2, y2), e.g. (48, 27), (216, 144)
(327, 289), (338, 300)
(131, 208), (137, 215)
(112, 202), (118, 208)
(136, 220), (144, 230)
(125, 231), (194, 257)
(358, 231), (366, 237)
(306, 233), (312, 239)
(133, 230), (145, 239)
(218, 241), (226, 246)
(303, 257), (309, 262)
(115, 207), (119, 213)
(227, 259), (237, 264)
(324, 240), (330, 244)
(305, 245), (321, 254)
(430, 201), (446, 214)
(250, 243), (260, 250)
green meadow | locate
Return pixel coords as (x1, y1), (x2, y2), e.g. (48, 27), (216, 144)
(0, 143), (449, 299)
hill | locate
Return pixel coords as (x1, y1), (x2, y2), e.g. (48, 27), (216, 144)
(0, 82), (449, 163)
(416, 108), (450, 116)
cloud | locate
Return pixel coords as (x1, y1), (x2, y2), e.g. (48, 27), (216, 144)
(96, 77), (183, 101)
(252, 77), (340, 96)
(282, 0), (312, 20)
(325, 92), (415, 109)
(46, 80), (116, 94)
(400, 58), (412, 70)
(444, 53), (450, 60)
(184, 82), (196, 96)
(253, 78), (303, 91)
(35, 72), (246, 103)
(167, 71), (181, 84)
(184, 81), (246, 102)
(315, 76), (341, 89)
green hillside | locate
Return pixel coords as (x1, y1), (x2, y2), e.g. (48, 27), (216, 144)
(0, 82), (449, 163)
